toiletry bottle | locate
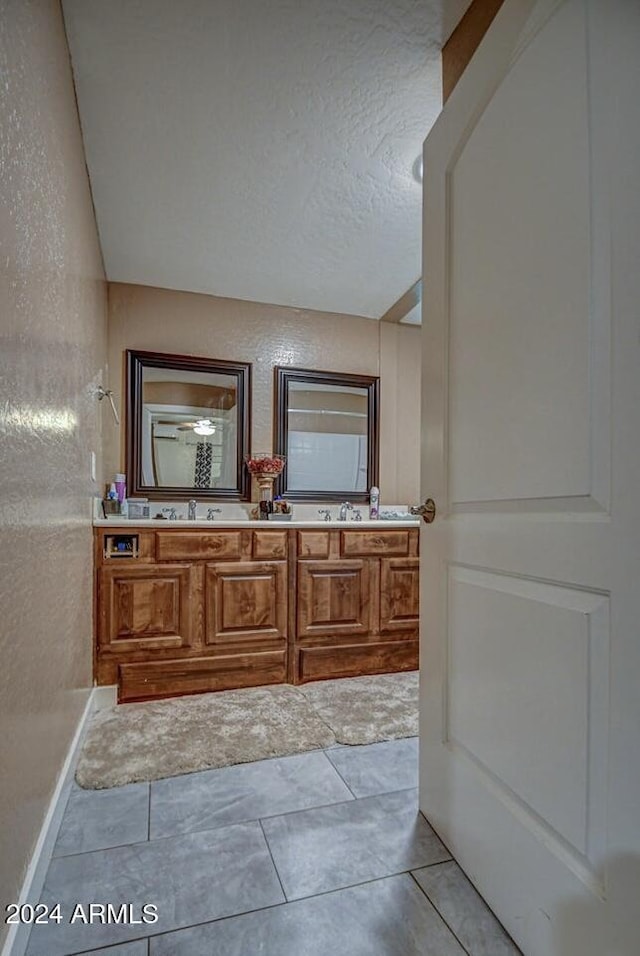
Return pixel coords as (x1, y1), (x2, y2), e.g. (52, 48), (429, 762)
(369, 486), (380, 519)
(258, 499), (272, 520)
(114, 473), (126, 502)
(107, 482), (118, 500)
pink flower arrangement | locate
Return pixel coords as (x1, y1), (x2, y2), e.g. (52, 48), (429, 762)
(245, 454), (286, 475)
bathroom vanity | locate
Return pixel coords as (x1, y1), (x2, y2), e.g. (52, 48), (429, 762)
(94, 521), (419, 702)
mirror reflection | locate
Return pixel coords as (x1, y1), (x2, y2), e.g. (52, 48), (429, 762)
(274, 367), (379, 502)
(141, 367), (238, 489)
(286, 382), (369, 492)
(127, 350), (251, 500)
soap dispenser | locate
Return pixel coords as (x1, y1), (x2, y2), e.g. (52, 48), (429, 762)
(369, 486), (380, 519)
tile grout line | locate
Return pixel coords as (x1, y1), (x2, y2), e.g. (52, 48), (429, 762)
(408, 868), (473, 956)
(146, 791), (362, 846)
(53, 835), (151, 861)
(42, 785), (423, 863)
(255, 785), (419, 827)
(147, 782), (151, 842)
(74, 736), (412, 804)
(319, 747), (358, 800)
(258, 819), (289, 903)
(52, 785), (423, 862)
(78, 736), (418, 795)
(46, 935), (152, 956)
(89, 870), (450, 952)
(254, 861), (455, 909)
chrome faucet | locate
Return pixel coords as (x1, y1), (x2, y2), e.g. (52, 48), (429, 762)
(338, 502), (353, 521)
(188, 499), (197, 520)
(207, 507), (222, 521)
(317, 508), (332, 522)
(162, 507), (177, 520)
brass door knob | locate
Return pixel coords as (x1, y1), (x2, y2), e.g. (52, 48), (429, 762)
(409, 498), (436, 524)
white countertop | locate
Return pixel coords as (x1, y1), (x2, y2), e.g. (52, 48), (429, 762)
(93, 518), (419, 529)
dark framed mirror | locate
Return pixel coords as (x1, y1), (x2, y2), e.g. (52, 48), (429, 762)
(126, 349), (251, 500)
(274, 366), (379, 502)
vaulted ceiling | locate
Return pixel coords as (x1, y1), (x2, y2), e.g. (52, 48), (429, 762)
(63, 1), (470, 318)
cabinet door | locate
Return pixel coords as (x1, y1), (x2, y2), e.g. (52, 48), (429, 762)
(379, 557), (420, 633)
(98, 564), (197, 652)
(204, 561), (287, 645)
(297, 559), (370, 639)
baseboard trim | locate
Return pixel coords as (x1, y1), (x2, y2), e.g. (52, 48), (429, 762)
(92, 684), (117, 711)
(1, 687), (99, 956)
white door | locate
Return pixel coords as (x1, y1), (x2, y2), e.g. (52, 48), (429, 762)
(419, 1), (640, 954)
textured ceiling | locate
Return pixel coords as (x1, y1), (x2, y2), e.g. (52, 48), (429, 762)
(63, 1), (470, 318)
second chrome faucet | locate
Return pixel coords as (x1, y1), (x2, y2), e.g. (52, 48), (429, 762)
(318, 502), (359, 522)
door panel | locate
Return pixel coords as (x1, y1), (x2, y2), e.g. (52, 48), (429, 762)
(447, 566), (608, 861)
(420, 1), (640, 954)
(448, 0), (592, 505)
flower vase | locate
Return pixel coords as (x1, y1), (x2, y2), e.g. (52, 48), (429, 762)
(245, 455), (285, 520)
(256, 473), (276, 520)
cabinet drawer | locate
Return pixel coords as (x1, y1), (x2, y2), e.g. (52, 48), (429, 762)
(118, 650), (286, 703)
(297, 640), (418, 683)
(252, 530), (287, 560)
(156, 531), (243, 561)
(341, 530), (410, 557)
(297, 531), (330, 558)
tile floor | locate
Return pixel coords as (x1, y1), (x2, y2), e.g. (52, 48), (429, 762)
(26, 738), (522, 955)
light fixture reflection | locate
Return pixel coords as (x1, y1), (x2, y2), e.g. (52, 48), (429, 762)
(193, 419), (216, 436)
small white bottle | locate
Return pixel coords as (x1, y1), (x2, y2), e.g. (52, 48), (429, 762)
(369, 486), (380, 519)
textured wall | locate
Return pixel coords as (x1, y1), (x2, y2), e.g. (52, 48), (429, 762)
(107, 283), (420, 504)
(0, 0), (107, 933)
(379, 323), (422, 505)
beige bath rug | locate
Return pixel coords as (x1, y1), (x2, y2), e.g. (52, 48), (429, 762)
(299, 671), (419, 745)
(76, 672), (418, 789)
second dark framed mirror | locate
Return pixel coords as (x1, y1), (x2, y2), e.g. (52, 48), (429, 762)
(126, 349), (251, 500)
(274, 366), (379, 502)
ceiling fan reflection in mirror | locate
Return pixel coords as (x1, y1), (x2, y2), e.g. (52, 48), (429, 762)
(176, 419), (217, 436)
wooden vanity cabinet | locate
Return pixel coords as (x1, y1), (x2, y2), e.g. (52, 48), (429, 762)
(293, 528), (419, 683)
(94, 525), (419, 702)
(95, 528), (289, 702)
